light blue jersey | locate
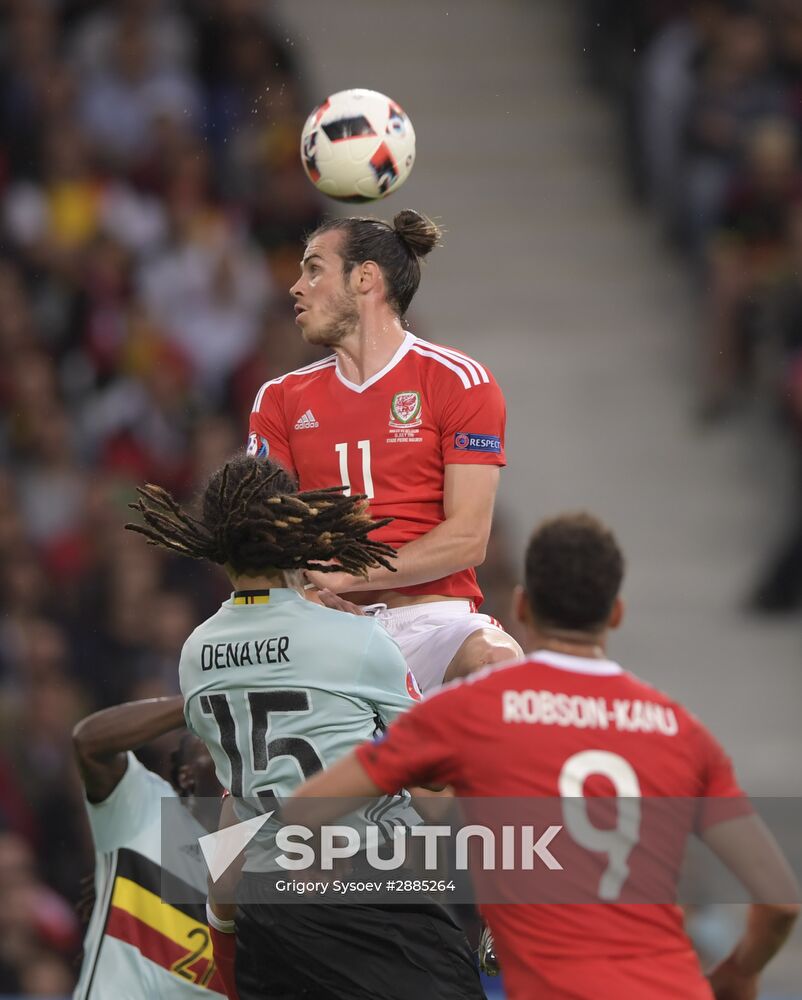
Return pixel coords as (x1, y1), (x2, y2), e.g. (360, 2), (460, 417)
(180, 588), (419, 804)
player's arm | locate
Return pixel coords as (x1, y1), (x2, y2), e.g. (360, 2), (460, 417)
(285, 686), (461, 827)
(708, 904), (798, 999)
(307, 463), (499, 592)
(72, 696), (186, 803)
(703, 818), (799, 997)
(694, 721), (800, 997)
(284, 751), (387, 829)
(207, 793), (240, 1000)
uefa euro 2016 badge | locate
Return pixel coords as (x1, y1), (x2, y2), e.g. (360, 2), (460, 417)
(247, 432), (270, 459)
(387, 391), (424, 445)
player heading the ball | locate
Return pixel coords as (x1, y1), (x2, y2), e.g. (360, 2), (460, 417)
(249, 209), (522, 691)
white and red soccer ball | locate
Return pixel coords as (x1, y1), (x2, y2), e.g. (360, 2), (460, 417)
(300, 88), (415, 202)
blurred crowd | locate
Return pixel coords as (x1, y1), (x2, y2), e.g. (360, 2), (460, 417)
(580, 0), (802, 612)
(0, 0), (323, 991)
(0, 1), (523, 993)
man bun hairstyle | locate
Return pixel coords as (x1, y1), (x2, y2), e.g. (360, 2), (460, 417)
(392, 209), (441, 258)
(524, 512), (625, 634)
(125, 456), (397, 579)
(309, 209), (442, 316)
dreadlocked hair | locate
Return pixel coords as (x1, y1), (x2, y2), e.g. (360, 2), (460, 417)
(124, 455), (397, 579)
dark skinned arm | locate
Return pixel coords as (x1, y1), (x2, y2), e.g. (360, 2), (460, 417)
(703, 816), (800, 998)
(72, 696), (186, 804)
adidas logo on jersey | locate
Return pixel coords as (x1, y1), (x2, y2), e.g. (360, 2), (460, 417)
(294, 409), (319, 430)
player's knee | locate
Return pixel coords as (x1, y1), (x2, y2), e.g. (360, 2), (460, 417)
(477, 631), (522, 668)
(443, 629), (521, 684)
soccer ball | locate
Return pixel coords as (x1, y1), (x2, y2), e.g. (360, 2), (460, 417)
(300, 88), (415, 203)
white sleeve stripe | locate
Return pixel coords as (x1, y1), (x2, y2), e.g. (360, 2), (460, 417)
(444, 344), (489, 383)
(427, 342), (490, 384)
(412, 340), (478, 385)
(252, 359), (337, 412)
(412, 337), (490, 385)
(427, 345), (479, 385)
(410, 345), (471, 389)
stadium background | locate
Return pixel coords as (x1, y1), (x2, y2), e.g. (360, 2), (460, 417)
(0, 0), (800, 996)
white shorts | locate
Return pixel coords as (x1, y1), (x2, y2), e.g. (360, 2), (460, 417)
(367, 600), (504, 693)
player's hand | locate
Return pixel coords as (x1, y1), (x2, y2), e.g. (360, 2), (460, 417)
(302, 584), (325, 605)
(315, 589), (366, 616)
(304, 569), (364, 594)
(708, 955), (760, 1000)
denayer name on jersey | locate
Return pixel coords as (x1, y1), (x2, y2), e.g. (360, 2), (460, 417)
(201, 637), (290, 670)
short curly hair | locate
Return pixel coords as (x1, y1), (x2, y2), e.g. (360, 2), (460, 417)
(524, 512), (624, 633)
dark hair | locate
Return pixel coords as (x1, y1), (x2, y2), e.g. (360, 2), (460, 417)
(524, 513), (625, 633)
(125, 456), (397, 578)
(310, 209), (441, 316)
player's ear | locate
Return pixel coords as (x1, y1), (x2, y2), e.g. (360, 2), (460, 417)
(354, 260), (381, 294)
(608, 596), (625, 631)
(512, 585), (531, 628)
(176, 764), (194, 796)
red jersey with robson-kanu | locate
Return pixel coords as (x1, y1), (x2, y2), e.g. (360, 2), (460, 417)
(248, 332), (506, 604)
(356, 651), (747, 1000)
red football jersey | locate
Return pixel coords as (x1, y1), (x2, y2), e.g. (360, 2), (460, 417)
(356, 650), (746, 1000)
(248, 332), (506, 604)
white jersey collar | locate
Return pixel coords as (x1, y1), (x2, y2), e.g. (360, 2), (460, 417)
(530, 649), (623, 676)
(334, 331), (415, 394)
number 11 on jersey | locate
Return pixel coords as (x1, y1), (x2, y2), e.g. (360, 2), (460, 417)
(335, 440), (375, 499)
